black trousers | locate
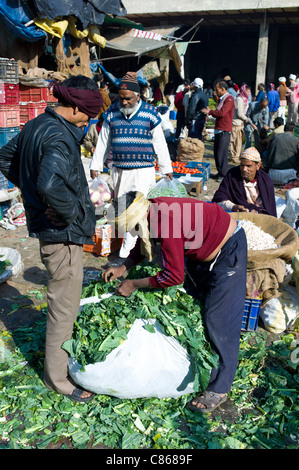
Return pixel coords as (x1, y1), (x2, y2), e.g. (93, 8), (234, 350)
(188, 119), (205, 141)
(184, 228), (247, 394)
(175, 110), (185, 138)
(213, 130), (231, 177)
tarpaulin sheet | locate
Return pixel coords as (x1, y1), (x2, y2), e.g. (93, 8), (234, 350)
(102, 29), (183, 75)
(33, 0), (127, 28)
(93, 63), (148, 87)
(0, 0), (46, 42)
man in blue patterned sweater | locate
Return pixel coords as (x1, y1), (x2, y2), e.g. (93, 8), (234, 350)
(90, 71), (173, 257)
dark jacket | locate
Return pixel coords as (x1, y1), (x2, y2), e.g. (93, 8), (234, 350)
(212, 166), (277, 217)
(0, 107), (96, 244)
(186, 88), (208, 125)
(263, 132), (299, 172)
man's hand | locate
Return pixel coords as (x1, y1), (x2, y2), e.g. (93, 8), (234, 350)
(115, 277), (151, 297)
(115, 279), (137, 297)
(45, 207), (68, 227)
(232, 204), (249, 213)
(201, 108), (209, 114)
(165, 173), (173, 180)
(102, 265), (127, 283)
(90, 170), (99, 179)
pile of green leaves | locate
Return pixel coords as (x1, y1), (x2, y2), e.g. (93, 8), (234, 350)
(1, 321), (298, 449)
(63, 264), (218, 393)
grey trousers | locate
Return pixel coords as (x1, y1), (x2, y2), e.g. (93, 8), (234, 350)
(39, 240), (83, 395)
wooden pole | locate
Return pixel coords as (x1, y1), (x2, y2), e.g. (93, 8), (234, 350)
(255, 15), (269, 95)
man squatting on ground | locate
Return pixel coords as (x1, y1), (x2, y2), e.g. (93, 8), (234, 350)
(0, 75), (103, 403)
(102, 192), (248, 413)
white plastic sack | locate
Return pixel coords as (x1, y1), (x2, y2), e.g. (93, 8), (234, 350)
(260, 284), (299, 334)
(275, 196), (287, 219)
(281, 188), (299, 229)
(68, 318), (195, 399)
(0, 247), (23, 283)
(268, 168), (298, 185)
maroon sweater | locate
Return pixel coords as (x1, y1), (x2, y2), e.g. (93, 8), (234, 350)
(126, 197), (231, 288)
(208, 93), (235, 132)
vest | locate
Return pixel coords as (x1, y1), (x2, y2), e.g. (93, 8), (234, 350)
(103, 100), (162, 169)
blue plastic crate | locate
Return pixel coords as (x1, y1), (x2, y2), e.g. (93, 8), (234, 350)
(173, 161), (210, 185)
(0, 171), (9, 190)
(241, 298), (262, 331)
(0, 126), (20, 148)
(185, 161), (210, 183)
(0, 171), (14, 190)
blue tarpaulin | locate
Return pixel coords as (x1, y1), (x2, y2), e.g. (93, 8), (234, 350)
(33, 0), (127, 29)
(92, 63), (148, 87)
(0, 0), (46, 42)
(0, 0), (127, 42)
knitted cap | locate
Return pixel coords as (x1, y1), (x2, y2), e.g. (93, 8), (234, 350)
(240, 147), (261, 163)
(119, 71), (140, 93)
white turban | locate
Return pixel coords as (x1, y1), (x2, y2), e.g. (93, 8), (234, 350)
(278, 76), (286, 83)
(289, 74), (296, 80)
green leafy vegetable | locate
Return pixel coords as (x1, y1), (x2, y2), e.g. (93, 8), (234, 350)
(62, 264), (218, 392)
(0, 255), (11, 275)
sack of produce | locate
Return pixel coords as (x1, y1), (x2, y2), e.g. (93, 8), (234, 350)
(177, 137), (204, 162)
(231, 213), (299, 305)
(259, 284), (299, 334)
(0, 247), (23, 283)
(63, 265), (218, 399)
(147, 177), (187, 199)
(231, 213), (299, 268)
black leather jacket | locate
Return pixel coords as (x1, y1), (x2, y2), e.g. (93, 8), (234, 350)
(0, 107), (96, 244)
(186, 88), (209, 125)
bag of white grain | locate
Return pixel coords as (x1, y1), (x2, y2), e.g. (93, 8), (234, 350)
(231, 213), (299, 305)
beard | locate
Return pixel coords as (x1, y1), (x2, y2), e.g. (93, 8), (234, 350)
(120, 100), (140, 116)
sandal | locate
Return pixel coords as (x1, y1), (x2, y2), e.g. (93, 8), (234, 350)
(188, 390), (227, 413)
(65, 386), (95, 403)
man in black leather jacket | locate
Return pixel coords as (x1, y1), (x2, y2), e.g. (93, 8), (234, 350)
(0, 75), (103, 402)
(186, 77), (209, 141)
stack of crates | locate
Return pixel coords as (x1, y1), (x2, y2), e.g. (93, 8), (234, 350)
(0, 58), (19, 205)
(0, 58), (20, 148)
(19, 83), (57, 130)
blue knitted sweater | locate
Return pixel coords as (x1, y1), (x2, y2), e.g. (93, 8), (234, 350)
(103, 100), (162, 169)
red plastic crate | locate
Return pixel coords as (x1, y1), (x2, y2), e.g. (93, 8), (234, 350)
(46, 86), (58, 102)
(0, 104), (20, 127)
(19, 85), (58, 103)
(0, 83), (19, 105)
(20, 102), (46, 126)
(19, 85), (48, 103)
